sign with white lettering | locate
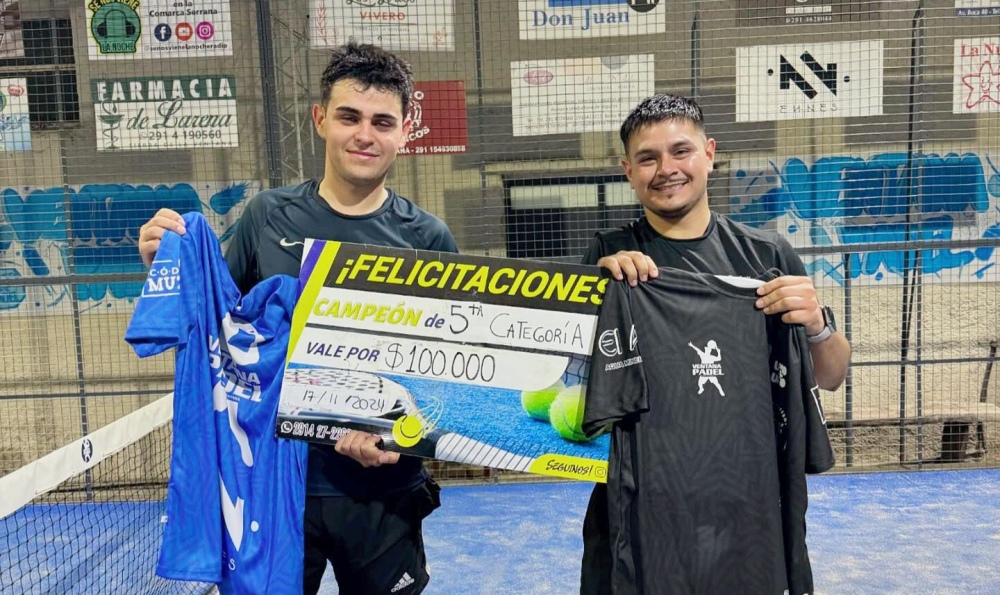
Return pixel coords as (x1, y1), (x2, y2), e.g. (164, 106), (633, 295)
(397, 81), (468, 156)
(310, 0), (455, 52)
(511, 54), (654, 137)
(277, 242), (611, 482)
(0, 78), (30, 152)
(736, 40), (883, 122)
(955, 0), (1000, 17)
(85, 0), (233, 60)
(953, 38), (1000, 114)
(90, 75), (239, 151)
(518, 0), (665, 40)
(735, 0), (878, 27)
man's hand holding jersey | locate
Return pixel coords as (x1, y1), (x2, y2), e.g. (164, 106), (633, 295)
(138, 208), (186, 269)
(137, 209), (402, 468)
(597, 250), (848, 391)
(597, 250), (822, 330)
(596, 251), (660, 286)
(754, 275), (824, 337)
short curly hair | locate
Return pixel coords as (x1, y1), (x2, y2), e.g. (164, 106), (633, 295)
(319, 42), (414, 114)
(619, 94), (706, 153)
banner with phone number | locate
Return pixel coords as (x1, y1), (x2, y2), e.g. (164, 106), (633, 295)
(276, 240), (611, 482)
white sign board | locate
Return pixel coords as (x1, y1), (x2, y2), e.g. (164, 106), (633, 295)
(310, 0), (455, 51)
(91, 75), (239, 151)
(736, 40), (884, 122)
(955, 0), (1000, 17)
(953, 38), (1000, 114)
(0, 78), (30, 152)
(511, 54), (654, 137)
(518, 0), (665, 40)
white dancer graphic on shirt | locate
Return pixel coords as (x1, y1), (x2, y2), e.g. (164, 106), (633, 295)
(689, 340), (725, 396)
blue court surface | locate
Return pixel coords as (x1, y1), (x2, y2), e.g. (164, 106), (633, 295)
(321, 468), (1000, 594)
(2, 469), (998, 594)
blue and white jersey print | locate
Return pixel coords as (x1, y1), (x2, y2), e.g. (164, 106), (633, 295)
(125, 212), (307, 595)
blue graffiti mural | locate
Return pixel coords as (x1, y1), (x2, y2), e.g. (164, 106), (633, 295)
(732, 152), (1000, 284)
(0, 182), (253, 310)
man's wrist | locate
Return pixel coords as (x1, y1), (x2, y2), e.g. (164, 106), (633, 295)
(807, 306), (837, 344)
(806, 326), (834, 344)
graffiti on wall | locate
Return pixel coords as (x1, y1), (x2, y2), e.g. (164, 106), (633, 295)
(729, 152), (1000, 285)
(0, 181), (259, 312)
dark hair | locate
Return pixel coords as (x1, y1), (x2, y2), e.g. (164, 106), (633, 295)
(619, 94), (706, 153)
(320, 42), (414, 114)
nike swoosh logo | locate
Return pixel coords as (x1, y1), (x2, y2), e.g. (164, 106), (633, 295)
(279, 237), (304, 248)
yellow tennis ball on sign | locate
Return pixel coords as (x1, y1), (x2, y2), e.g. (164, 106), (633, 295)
(392, 414), (424, 448)
(521, 379), (566, 421)
(549, 384), (592, 443)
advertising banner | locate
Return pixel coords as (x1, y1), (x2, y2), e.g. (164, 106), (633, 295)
(91, 75), (238, 151)
(953, 38), (1000, 114)
(511, 54), (653, 137)
(736, 40), (883, 122)
(955, 0), (1000, 17)
(86, 0), (233, 59)
(310, 0), (455, 52)
(518, 0), (665, 40)
(398, 81), (468, 156)
(0, 77), (29, 152)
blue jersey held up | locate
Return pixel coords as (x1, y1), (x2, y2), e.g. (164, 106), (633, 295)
(124, 212), (308, 595)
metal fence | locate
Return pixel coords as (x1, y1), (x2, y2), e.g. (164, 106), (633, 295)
(1, 0), (998, 485)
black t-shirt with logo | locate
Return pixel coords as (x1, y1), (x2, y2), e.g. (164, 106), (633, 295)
(581, 213), (834, 594)
(224, 179), (457, 497)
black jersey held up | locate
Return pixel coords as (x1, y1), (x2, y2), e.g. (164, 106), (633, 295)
(583, 269), (833, 595)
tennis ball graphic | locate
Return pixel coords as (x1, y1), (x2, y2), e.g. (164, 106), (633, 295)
(549, 384), (591, 443)
(392, 414), (424, 448)
(521, 379), (566, 421)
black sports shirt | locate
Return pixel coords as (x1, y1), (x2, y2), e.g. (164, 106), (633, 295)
(585, 270), (786, 594)
(580, 213), (833, 594)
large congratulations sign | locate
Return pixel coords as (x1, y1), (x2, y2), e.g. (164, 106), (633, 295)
(91, 75), (239, 151)
(277, 242), (612, 482)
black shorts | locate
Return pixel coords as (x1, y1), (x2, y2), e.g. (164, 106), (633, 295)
(581, 483), (612, 595)
(303, 478), (441, 595)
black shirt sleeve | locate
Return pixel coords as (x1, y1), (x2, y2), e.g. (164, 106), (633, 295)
(582, 234), (606, 266)
(582, 280), (649, 436)
(769, 318), (835, 476)
(771, 236), (834, 472)
(794, 325), (835, 473)
(774, 235), (808, 277)
(223, 196), (261, 294)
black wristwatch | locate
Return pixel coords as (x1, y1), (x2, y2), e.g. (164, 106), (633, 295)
(807, 306), (837, 344)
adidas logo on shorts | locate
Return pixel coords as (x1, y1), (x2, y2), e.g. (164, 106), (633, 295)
(390, 571), (415, 593)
